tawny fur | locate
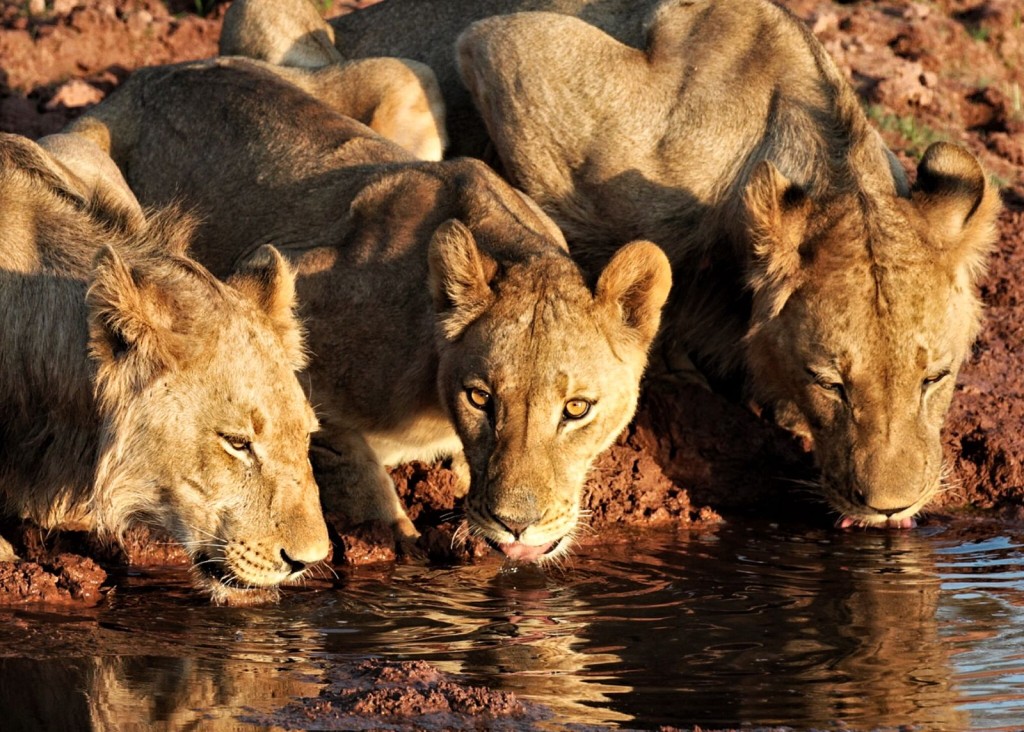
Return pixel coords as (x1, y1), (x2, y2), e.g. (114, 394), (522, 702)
(321, 0), (1000, 527)
(0, 133), (329, 603)
(69, 57), (671, 559)
(219, 0), (448, 161)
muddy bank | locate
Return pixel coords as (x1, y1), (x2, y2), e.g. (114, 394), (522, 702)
(0, 521), (193, 605)
(242, 658), (543, 731)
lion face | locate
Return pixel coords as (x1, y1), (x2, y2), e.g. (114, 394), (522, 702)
(744, 143), (999, 528)
(430, 221), (671, 561)
(88, 245), (329, 604)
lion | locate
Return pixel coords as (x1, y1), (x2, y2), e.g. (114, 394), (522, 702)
(303, 0), (1002, 529)
(219, 0), (448, 161)
(68, 56), (671, 562)
(0, 132), (329, 604)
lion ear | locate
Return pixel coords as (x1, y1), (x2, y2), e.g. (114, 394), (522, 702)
(87, 245), (181, 390)
(427, 219), (498, 340)
(595, 240), (672, 347)
(228, 244), (307, 370)
(744, 160), (813, 318)
(913, 142), (999, 284)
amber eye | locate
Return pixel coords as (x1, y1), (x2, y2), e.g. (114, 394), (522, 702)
(563, 398), (591, 420)
(220, 433), (252, 453)
(467, 388), (491, 410)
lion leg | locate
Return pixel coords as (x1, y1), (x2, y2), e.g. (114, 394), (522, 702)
(448, 451), (471, 500)
(311, 427), (419, 545)
(363, 59), (448, 162)
(282, 60), (448, 161)
(36, 133), (144, 223)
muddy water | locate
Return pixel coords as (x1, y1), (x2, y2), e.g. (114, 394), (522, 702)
(2, 520), (1024, 731)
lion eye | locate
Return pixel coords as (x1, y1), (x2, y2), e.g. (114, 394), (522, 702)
(220, 433), (252, 453)
(466, 388), (491, 410)
(923, 369), (951, 389)
(807, 369), (846, 401)
(818, 381), (847, 402)
(563, 398), (592, 420)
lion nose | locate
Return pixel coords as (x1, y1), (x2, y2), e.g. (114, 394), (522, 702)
(280, 549), (308, 574)
(492, 510), (541, 539)
(279, 536), (329, 573)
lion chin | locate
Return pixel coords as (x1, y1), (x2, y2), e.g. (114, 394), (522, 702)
(191, 560), (284, 607)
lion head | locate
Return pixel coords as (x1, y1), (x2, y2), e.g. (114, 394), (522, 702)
(429, 219), (671, 560)
(87, 241), (330, 604)
(744, 142), (999, 528)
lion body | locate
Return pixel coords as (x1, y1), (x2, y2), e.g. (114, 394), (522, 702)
(221, 0), (448, 161)
(319, 0), (1000, 526)
(71, 57), (670, 560)
(0, 133), (329, 602)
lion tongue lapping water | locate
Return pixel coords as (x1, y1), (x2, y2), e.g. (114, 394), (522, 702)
(497, 541), (555, 562)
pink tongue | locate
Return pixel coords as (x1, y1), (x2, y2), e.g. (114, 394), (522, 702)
(890, 516), (918, 529)
(498, 541), (554, 562)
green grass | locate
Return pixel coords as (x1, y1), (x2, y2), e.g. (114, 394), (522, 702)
(989, 172), (1010, 189)
(865, 105), (946, 159)
(193, 0), (217, 16)
(967, 26), (990, 43)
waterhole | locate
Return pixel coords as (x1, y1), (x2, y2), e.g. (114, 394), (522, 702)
(2, 519), (1023, 730)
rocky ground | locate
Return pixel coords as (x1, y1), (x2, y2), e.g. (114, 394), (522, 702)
(0, 0), (1021, 723)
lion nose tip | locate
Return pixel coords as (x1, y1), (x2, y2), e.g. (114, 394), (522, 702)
(492, 511), (540, 539)
(280, 548), (308, 574)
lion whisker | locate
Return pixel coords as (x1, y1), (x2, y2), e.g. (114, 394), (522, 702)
(311, 559), (338, 580)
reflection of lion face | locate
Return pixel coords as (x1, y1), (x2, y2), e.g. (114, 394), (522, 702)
(433, 225), (670, 561)
(745, 144), (998, 527)
(89, 247), (330, 605)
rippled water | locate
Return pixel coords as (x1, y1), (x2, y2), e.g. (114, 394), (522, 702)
(3, 520), (1024, 730)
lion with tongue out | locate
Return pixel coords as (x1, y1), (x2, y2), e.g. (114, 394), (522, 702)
(70, 55), (671, 564)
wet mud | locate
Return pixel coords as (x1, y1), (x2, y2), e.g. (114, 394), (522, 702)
(242, 659), (542, 731)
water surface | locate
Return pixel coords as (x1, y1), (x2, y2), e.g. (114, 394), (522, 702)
(3, 520), (1024, 730)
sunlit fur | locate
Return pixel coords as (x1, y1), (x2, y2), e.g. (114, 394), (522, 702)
(219, 0), (448, 161)
(448, 0), (1000, 526)
(0, 133), (328, 603)
(438, 236), (671, 557)
(70, 58), (670, 562)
